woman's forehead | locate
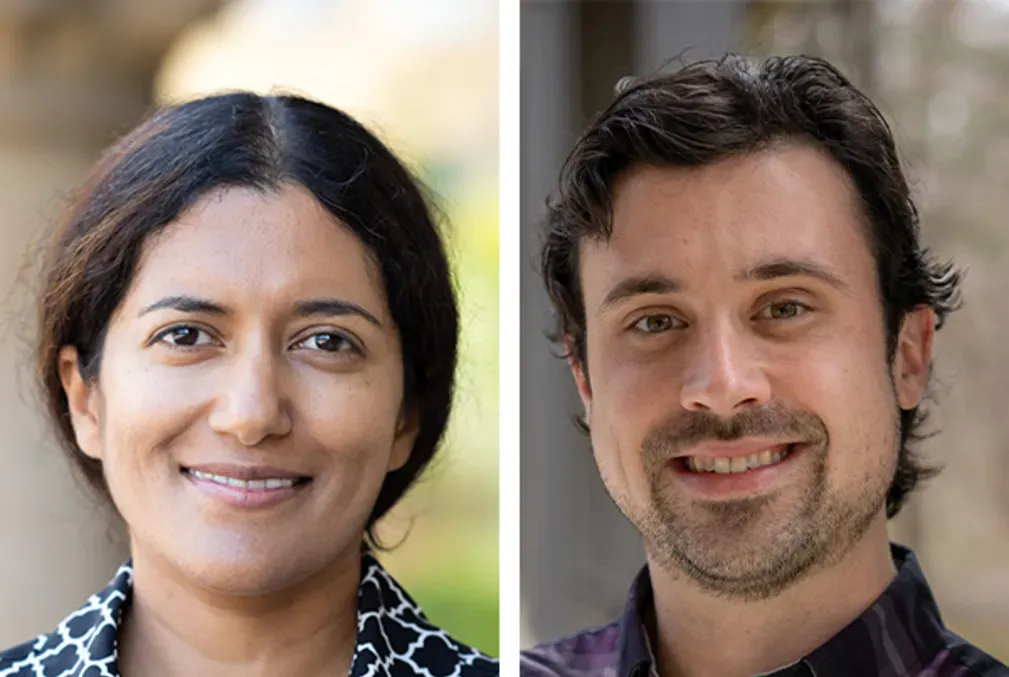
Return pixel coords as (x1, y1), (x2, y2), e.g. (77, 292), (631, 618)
(120, 184), (388, 319)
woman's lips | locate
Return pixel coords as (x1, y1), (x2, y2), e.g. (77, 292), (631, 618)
(182, 463), (308, 480)
(181, 465), (312, 509)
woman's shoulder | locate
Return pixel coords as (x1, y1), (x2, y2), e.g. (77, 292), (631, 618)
(2, 557), (498, 677)
(0, 562), (132, 677)
(359, 553), (499, 676)
(0, 637), (39, 670)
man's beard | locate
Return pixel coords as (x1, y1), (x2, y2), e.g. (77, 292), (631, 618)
(619, 401), (892, 602)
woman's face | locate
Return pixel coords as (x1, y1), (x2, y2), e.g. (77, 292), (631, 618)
(59, 184), (416, 594)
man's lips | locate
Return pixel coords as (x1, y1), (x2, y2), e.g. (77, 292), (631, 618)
(669, 439), (809, 479)
(675, 439), (799, 460)
(665, 440), (808, 497)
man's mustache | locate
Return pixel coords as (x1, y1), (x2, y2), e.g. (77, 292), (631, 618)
(642, 402), (829, 461)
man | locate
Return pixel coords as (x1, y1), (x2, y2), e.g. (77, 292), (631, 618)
(522, 54), (1008, 677)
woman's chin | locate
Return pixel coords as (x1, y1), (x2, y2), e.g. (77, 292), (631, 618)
(144, 544), (354, 599)
(191, 561), (308, 597)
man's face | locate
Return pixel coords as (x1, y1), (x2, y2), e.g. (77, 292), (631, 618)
(573, 145), (933, 600)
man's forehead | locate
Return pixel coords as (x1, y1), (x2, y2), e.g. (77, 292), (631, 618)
(614, 147), (858, 227)
(579, 147), (872, 289)
(580, 225), (847, 281)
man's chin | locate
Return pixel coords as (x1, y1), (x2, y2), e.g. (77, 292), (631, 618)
(658, 536), (827, 601)
(643, 504), (830, 600)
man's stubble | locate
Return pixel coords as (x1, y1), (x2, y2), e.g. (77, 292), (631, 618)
(599, 403), (895, 602)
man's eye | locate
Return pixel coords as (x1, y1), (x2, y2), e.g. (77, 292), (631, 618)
(155, 326), (215, 347)
(633, 314), (676, 333)
(760, 301), (808, 320)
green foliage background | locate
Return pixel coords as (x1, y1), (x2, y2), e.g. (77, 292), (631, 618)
(375, 177), (499, 656)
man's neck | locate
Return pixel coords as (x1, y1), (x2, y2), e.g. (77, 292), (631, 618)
(649, 515), (897, 677)
(118, 544), (360, 677)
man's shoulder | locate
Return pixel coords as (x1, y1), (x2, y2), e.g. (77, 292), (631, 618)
(935, 629), (1009, 676)
(520, 621), (622, 677)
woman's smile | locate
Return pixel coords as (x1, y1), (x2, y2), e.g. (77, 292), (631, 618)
(181, 463), (314, 509)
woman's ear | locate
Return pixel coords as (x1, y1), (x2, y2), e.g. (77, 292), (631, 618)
(57, 346), (102, 460)
(388, 404), (420, 472)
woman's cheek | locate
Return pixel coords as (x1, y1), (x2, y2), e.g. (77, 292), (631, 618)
(299, 375), (403, 463)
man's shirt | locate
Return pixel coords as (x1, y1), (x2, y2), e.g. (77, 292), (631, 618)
(521, 544), (1008, 677)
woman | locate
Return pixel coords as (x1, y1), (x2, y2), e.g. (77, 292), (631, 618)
(0, 92), (497, 676)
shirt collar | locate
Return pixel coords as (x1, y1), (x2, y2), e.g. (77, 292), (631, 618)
(616, 561), (654, 677)
(802, 544), (949, 677)
(616, 543), (949, 677)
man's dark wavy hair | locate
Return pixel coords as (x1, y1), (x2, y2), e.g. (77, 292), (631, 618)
(541, 54), (963, 519)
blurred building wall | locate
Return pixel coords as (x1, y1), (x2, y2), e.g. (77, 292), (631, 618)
(0, 1), (223, 645)
(520, 0), (1009, 663)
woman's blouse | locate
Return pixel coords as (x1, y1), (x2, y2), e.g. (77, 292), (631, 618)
(0, 552), (498, 676)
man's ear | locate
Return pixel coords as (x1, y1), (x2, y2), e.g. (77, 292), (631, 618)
(567, 336), (592, 425)
(891, 307), (935, 410)
(57, 346), (102, 459)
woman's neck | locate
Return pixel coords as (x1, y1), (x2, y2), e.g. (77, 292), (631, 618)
(117, 543), (361, 677)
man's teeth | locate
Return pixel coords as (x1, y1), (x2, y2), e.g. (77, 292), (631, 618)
(187, 469), (298, 490)
(686, 448), (791, 474)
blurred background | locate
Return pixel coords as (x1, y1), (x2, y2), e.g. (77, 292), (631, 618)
(0, 0), (498, 656)
(521, 0), (1008, 662)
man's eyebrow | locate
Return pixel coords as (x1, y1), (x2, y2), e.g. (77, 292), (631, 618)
(138, 296), (383, 327)
(138, 296), (227, 317)
(737, 258), (852, 294)
(597, 258), (851, 312)
(600, 275), (684, 310)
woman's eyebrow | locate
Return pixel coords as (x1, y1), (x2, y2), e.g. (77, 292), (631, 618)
(293, 298), (383, 327)
(138, 295), (383, 328)
(138, 295), (227, 317)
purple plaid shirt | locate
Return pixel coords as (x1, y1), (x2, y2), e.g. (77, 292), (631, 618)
(521, 544), (1008, 677)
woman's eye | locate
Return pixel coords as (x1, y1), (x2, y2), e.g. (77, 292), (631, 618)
(296, 332), (357, 353)
(633, 314), (676, 333)
(155, 326), (215, 347)
(760, 301), (808, 320)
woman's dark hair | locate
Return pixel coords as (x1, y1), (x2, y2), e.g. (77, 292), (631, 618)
(542, 54), (963, 519)
(35, 92), (458, 543)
